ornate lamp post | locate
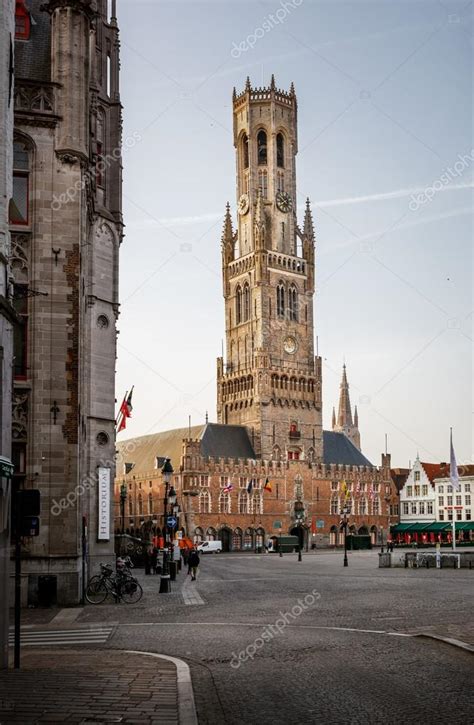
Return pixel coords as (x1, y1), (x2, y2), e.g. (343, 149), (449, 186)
(159, 458), (174, 594)
(340, 506), (350, 567)
(120, 482), (127, 534)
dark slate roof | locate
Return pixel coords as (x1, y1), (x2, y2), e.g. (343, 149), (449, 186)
(15, 1), (51, 83)
(323, 430), (373, 467)
(200, 424), (256, 460)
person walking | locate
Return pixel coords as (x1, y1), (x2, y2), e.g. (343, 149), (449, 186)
(188, 548), (200, 581)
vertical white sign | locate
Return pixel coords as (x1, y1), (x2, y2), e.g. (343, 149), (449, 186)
(98, 467), (111, 540)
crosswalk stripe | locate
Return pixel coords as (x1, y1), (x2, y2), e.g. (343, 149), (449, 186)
(8, 625), (114, 647)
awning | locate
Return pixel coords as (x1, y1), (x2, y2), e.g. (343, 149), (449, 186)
(0, 456), (14, 480)
(455, 521), (474, 532)
(390, 523), (417, 533)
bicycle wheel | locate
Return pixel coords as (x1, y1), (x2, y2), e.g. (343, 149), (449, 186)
(85, 576), (108, 604)
(119, 578), (143, 604)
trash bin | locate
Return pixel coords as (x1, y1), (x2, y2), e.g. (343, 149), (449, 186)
(169, 561), (178, 581)
(38, 575), (57, 607)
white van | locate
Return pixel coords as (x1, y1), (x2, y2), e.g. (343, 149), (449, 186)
(197, 540), (222, 554)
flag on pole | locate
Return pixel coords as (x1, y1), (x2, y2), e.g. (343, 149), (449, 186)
(117, 387), (134, 432)
(247, 479), (254, 494)
(223, 482), (233, 493)
(355, 481), (361, 496)
(369, 486), (374, 500)
(264, 478), (272, 493)
(450, 429), (459, 491)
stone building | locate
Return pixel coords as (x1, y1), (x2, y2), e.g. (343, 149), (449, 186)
(0, 0), (16, 670)
(114, 79), (399, 549)
(9, 0), (122, 603)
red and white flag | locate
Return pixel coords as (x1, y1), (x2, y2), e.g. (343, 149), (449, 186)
(355, 481), (361, 496)
(117, 387), (134, 432)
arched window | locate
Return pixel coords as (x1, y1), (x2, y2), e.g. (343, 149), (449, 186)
(194, 526), (204, 543)
(330, 496), (339, 514)
(272, 445), (281, 462)
(277, 283), (285, 318)
(233, 528), (243, 550)
(238, 491), (249, 514)
(253, 491), (263, 515)
(96, 110), (106, 189)
(199, 490), (211, 513)
(307, 447), (315, 463)
(258, 169), (267, 197)
(128, 499), (133, 516)
(10, 139), (31, 226)
(359, 497), (367, 515)
(289, 285), (298, 321)
(236, 285), (242, 324)
(277, 133), (284, 168)
(219, 491), (231, 514)
(243, 283), (250, 321)
(257, 129), (267, 165)
(138, 494), (143, 516)
(148, 493), (153, 515)
(372, 497), (380, 515)
(242, 133), (249, 168)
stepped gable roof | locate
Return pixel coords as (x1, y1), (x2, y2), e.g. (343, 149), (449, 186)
(421, 462), (448, 483)
(15, 1), (52, 83)
(323, 431), (373, 467)
(116, 425), (204, 476)
(200, 423), (256, 460)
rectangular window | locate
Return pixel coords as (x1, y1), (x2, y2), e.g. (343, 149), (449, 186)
(402, 502), (409, 515)
(422, 484), (428, 496)
(447, 485), (453, 493)
(414, 471), (420, 481)
(439, 510), (444, 521)
(466, 510), (471, 521)
(331, 481), (338, 491)
(439, 485), (444, 494)
(447, 510), (453, 521)
(427, 502), (433, 515)
(465, 495), (471, 506)
(456, 495), (462, 506)
(456, 510), (462, 521)
(411, 502), (417, 515)
(406, 486), (412, 497)
(414, 485), (420, 496)
(419, 502), (425, 515)
(464, 483), (470, 492)
(439, 496), (444, 506)
(447, 496), (453, 506)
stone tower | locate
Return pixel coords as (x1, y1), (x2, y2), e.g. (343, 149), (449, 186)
(10, 0), (122, 602)
(332, 364), (361, 450)
(216, 77), (323, 462)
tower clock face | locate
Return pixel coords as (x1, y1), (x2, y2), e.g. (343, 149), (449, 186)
(284, 336), (297, 354)
(238, 193), (250, 215)
(276, 191), (293, 213)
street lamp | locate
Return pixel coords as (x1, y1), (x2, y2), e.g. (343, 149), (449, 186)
(120, 482), (127, 534)
(340, 507), (349, 567)
(159, 458), (174, 594)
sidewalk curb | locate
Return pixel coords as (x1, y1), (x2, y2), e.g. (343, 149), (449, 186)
(124, 649), (198, 725)
(414, 633), (474, 654)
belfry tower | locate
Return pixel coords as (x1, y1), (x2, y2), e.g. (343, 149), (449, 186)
(216, 77), (323, 461)
(332, 365), (361, 450)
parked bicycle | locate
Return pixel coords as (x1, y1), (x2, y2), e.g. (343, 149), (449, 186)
(85, 562), (143, 604)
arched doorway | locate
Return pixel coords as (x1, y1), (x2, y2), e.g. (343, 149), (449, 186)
(290, 525), (305, 549)
(358, 525), (368, 536)
(244, 528), (254, 550)
(232, 528), (243, 551)
(194, 527), (204, 544)
(256, 527), (265, 552)
(219, 527), (232, 552)
(206, 527), (217, 541)
(370, 525), (377, 545)
(329, 525), (338, 547)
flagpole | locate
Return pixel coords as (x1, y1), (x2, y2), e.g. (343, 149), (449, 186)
(450, 427), (456, 552)
(115, 390), (128, 431)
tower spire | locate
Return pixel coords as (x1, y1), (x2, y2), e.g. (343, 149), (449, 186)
(337, 363), (353, 428)
(332, 406), (336, 429)
(221, 202), (234, 265)
(303, 198), (314, 241)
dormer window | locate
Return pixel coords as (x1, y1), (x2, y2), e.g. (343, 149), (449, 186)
(15, 1), (31, 41)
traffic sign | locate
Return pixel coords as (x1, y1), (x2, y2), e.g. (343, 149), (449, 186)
(167, 516), (177, 528)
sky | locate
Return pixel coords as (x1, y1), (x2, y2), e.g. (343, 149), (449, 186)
(115, 0), (473, 468)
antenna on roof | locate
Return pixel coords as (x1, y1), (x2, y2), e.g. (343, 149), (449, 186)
(385, 434), (388, 455)
(205, 411), (209, 424)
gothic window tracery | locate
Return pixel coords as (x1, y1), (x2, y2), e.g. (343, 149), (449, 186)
(236, 285), (242, 324)
(242, 133), (249, 168)
(199, 490), (211, 513)
(277, 283), (285, 318)
(243, 283), (250, 321)
(258, 169), (268, 197)
(289, 284), (298, 321)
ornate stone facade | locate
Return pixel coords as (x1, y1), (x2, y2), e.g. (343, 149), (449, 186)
(10, 0), (122, 603)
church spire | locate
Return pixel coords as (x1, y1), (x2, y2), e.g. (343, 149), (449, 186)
(354, 405), (358, 427)
(332, 406), (336, 429)
(303, 198), (314, 241)
(221, 202), (234, 265)
(337, 364), (353, 428)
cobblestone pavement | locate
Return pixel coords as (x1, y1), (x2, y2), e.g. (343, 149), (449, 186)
(7, 551), (474, 723)
(0, 649), (178, 724)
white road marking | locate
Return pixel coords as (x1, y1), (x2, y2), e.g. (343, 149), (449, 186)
(117, 622), (415, 638)
(8, 625), (115, 647)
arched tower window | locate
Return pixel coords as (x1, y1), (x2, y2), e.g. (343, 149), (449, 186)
(289, 284), (298, 321)
(257, 129), (267, 165)
(242, 133), (249, 168)
(258, 169), (268, 197)
(96, 110), (106, 189)
(277, 283), (285, 318)
(277, 133), (285, 168)
(236, 285), (242, 324)
(243, 283), (250, 321)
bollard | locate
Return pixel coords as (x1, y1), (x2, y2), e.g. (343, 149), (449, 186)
(404, 554), (408, 568)
(426, 558), (429, 568)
